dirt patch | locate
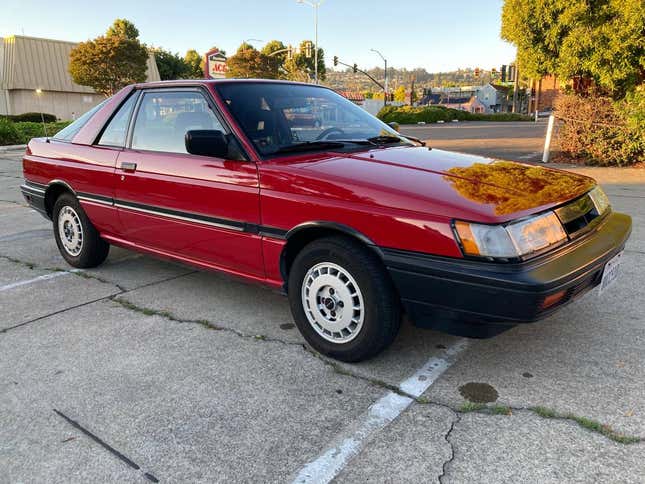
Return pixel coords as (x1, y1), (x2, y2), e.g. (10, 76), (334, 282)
(459, 382), (499, 403)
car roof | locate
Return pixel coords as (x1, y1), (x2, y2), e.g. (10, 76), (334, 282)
(133, 78), (329, 90)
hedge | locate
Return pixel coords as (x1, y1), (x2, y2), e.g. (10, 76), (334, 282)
(554, 93), (644, 167)
(377, 105), (532, 124)
(0, 112), (57, 123)
(0, 120), (72, 145)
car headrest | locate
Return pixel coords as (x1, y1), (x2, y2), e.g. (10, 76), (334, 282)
(175, 111), (215, 132)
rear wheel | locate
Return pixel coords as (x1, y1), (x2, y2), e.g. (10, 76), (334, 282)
(53, 193), (109, 268)
(288, 236), (401, 362)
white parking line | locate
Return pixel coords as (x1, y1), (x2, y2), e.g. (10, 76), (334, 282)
(0, 271), (72, 292)
(292, 339), (468, 484)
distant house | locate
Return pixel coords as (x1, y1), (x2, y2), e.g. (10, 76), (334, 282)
(477, 83), (510, 113)
(336, 90), (365, 105)
(0, 35), (160, 120)
(419, 88), (485, 113)
(442, 96), (486, 113)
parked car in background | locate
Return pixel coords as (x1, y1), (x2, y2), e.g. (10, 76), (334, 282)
(21, 80), (631, 361)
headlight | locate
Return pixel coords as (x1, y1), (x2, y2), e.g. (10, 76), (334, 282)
(455, 211), (567, 260)
(588, 186), (610, 214)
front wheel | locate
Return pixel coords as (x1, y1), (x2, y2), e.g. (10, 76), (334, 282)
(53, 193), (109, 268)
(288, 236), (401, 362)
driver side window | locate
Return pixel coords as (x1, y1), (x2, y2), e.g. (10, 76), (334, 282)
(131, 90), (224, 154)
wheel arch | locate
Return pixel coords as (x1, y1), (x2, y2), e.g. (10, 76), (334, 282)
(44, 180), (76, 218)
(279, 221), (384, 286)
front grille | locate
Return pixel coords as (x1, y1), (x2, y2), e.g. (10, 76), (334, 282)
(555, 193), (602, 238)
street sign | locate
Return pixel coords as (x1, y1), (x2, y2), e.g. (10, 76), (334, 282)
(204, 49), (228, 79)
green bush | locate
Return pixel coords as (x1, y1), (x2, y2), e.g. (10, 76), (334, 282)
(377, 105), (531, 124)
(554, 93), (644, 167)
(0, 118), (24, 145)
(0, 112), (57, 123)
(0, 120), (72, 145)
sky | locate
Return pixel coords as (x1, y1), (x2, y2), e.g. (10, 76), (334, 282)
(1, 0), (516, 72)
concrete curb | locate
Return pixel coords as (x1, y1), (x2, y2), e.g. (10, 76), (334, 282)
(0, 144), (27, 152)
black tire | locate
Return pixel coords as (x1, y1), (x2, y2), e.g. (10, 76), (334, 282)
(288, 236), (401, 362)
(52, 192), (109, 268)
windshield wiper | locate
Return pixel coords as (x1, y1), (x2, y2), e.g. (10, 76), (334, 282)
(272, 139), (373, 154)
(366, 135), (406, 145)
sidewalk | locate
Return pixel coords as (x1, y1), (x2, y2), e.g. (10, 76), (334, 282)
(0, 144), (27, 152)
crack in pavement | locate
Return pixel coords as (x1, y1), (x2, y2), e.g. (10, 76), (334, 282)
(109, 294), (425, 403)
(0, 253), (198, 335)
(438, 411), (460, 484)
(435, 402), (642, 484)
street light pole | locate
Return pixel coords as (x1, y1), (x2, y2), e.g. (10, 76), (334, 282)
(243, 38), (263, 52)
(297, 0), (323, 84)
(370, 48), (388, 106)
(35, 89), (48, 137)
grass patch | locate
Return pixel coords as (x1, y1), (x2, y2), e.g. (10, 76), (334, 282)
(529, 406), (641, 444)
(532, 406), (558, 418)
(489, 404), (512, 416)
(459, 401), (486, 413)
(459, 402), (512, 415)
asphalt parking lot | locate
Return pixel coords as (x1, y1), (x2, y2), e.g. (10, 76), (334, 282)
(1, 143), (644, 483)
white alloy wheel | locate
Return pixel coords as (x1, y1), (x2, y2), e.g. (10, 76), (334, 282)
(301, 262), (365, 343)
(57, 205), (84, 256)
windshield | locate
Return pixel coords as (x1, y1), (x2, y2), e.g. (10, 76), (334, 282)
(215, 82), (411, 157)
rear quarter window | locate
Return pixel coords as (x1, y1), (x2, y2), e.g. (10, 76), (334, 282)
(52, 100), (108, 142)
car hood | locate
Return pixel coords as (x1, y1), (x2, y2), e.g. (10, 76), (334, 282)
(281, 146), (596, 223)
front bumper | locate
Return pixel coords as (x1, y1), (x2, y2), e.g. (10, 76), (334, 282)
(383, 211), (632, 338)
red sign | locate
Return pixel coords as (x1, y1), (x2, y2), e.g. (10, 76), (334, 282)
(204, 48), (228, 79)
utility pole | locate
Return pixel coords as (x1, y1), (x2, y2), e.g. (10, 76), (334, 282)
(511, 60), (519, 113)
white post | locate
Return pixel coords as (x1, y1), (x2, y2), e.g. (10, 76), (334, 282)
(313, 2), (318, 84)
(542, 113), (556, 163)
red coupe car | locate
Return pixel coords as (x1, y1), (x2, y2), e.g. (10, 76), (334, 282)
(21, 80), (631, 361)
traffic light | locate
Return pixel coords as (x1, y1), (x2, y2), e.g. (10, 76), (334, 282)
(491, 67), (498, 78)
(501, 65), (507, 82)
(305, 41), (312, 58)
(353, 63), (357, 73)
(287, 45), (294, 60)
(474, 67), (480, 78)
(333, 56), (338, 66)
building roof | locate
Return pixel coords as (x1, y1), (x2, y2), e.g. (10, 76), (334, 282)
(0, 35), (160, 92)
(489, 83), (510, 93)
(336, 90), (365, 102)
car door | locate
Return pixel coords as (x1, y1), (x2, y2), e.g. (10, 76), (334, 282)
(114, 87), (263, 277)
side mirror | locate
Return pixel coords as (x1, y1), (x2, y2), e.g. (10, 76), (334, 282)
(185, 130), (229, 158)
(388, 121), (400, 132)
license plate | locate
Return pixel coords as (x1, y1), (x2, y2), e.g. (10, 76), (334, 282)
(598, 251), (623, 295)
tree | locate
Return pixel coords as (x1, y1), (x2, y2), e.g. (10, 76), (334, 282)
(106, 18), (140, 40)
(184, 49), (204, 78)
(152, 47), (189, 80)
(262, 40), (288, 64)
(293, 40), (326, 81)
(69, 19), (148, 96)
(393, 86), (406, 103)
(501, 0), (645, 97)
(225, 44), (278, 79)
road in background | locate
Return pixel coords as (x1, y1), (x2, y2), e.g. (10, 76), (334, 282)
(400, 120), (547, 162)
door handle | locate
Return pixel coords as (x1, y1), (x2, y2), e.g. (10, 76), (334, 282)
(120, 162), (137, 173)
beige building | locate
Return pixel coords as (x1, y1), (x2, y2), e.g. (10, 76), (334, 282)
(0, 35), (160, 121)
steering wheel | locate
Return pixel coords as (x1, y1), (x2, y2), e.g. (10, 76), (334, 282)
(316, 127), (345, 140)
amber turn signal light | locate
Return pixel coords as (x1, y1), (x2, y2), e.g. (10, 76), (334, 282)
(541, 290), (567, 309)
